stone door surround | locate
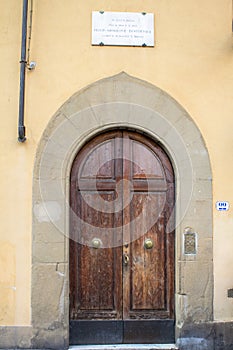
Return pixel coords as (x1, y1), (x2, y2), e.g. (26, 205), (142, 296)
(29, 73), (212, 348)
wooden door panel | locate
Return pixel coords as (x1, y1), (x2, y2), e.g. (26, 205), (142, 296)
(78, 245), (114, 311)
(132, 140), (164, 179)
(80, 140), (115, 179)
(70, 132), (123, 321)
(78, 191), (115, 230)
(130, 232), (165, 311)
(129, 193), (168, 316)
(77, 193), (116, 310)
(70, 130), (175, 343)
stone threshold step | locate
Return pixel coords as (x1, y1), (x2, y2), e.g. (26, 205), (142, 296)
(69, 345), (178, 350)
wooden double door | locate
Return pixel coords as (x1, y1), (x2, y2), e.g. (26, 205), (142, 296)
(69, 131), (175, 344)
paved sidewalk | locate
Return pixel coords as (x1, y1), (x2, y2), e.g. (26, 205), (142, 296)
(69, 345), (178, 350)
(1, 345), (178, 350)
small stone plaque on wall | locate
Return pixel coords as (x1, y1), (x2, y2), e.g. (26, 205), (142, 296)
(184, 227), (197, 255)
(92, 11), (154, 47)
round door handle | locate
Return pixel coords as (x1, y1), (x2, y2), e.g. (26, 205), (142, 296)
(144, 238), (153, 249)
(91, 238), (102, 249)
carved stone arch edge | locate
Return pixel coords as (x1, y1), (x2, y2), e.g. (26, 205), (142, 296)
(29, 72), (213, 349)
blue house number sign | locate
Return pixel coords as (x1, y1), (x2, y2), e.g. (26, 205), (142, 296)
(216, 201), (230, 211)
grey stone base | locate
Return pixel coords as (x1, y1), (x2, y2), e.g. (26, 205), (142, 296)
(214, 322), (233, 350)
(177, 321), (233, 350)
(0, 322), (232, 350)
(0, 325), (68, 349)
(0, 327), (32, 349)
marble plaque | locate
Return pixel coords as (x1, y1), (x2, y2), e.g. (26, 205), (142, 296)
(92, 11), (154, 47)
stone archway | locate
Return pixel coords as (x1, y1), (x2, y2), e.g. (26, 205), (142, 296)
(32, 72), (213, 349)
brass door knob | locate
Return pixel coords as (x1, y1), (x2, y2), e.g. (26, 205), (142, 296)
(144, 238), (153, 249)
(91, 238), (102, 249)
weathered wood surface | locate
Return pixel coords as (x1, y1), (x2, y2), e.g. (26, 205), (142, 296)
(70, 131), (174, 322)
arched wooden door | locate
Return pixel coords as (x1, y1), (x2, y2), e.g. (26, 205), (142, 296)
(69, 130), (175, 344)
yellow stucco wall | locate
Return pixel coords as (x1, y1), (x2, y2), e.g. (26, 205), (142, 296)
(0, 0), (232, 325)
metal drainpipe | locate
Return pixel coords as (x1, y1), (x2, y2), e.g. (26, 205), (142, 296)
(18, 0), (28, 142)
